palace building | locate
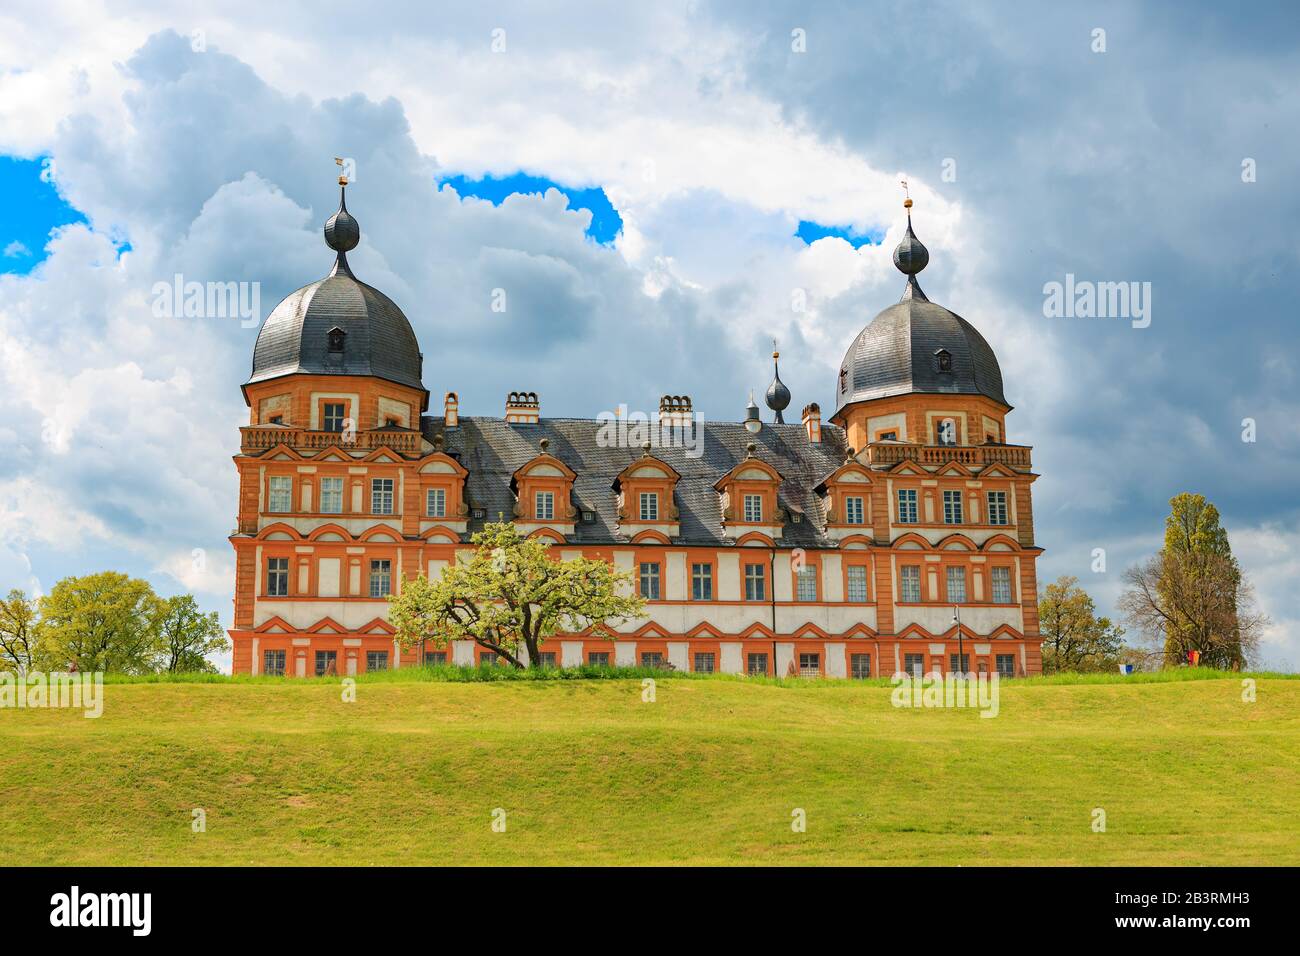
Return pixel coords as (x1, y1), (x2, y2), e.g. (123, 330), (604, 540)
(229, 182), (1043, 678)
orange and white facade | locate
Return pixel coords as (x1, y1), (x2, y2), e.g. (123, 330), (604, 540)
(229, 189), (1043, 678)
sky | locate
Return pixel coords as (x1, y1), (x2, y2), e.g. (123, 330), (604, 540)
(0, 1), (1296, 671)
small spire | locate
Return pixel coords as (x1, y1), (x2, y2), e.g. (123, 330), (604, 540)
(324, 163), (360, 277)
(765, 338), (791, 424)
(893, 185), (929, 300)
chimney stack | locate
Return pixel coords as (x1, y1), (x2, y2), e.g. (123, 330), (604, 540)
(658, 395), (693, 428)
(802, 402), (821, 443)
(444, 391), (459, 428)
(505, 391), (540, 424)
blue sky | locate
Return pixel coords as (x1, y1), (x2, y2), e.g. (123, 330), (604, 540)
(1, 2), (1297, 671)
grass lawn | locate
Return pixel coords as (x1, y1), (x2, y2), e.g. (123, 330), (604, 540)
(2, 671), (1297, 865)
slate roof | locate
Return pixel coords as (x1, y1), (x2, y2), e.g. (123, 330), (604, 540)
(422, 416), (850, 547)
(248, 270), (426, 392)
(834, 287), (1008, 415)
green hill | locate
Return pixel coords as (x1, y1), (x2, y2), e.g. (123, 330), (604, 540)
(2, 671), (1296, 865)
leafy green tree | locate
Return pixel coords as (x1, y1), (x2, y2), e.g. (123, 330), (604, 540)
(1038, 576), (1126, 673)
(0, 589), (43, 674)
(388, 522), (646, 669)
(158, 594), (228, 672)
(38, 572), (164, 674)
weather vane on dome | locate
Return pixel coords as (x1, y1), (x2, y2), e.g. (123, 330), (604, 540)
(335, 156), (349, 187)
(900, 177), (913, 210)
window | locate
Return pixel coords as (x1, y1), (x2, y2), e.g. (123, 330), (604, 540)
(897, 489), (918, 523)
(263, 650), (285, 676)
(691, 563), (713, 601)
(903, 653), (926, 678)
(267, 557), (289, 596)
(639, 492), (658, 521)
(937, 418), (958, 446)
(846, 565), (869, 602)
(369, 559), (391, 598)
(319, 477), (343, 514)
(900, 565), (921, 603)
(366, 651), (388, 671)
(795, 567), (817, 602)
(479, 652), (499, 667)
(327, 328), (345, 353)
(323, 402), (346, 433)
(588, 652), (611, 666)
(987, 491), (1008, 525)
(268, 415), (283, 425)
(744, 563), (766, 601)
(536, 652), (557, 668)
(879, 430), (898, 441)
(314, 651), (337, 676)
(371, 478), (394, 515)
(743, 494), (763, 522)
(850, 653), (872, 679)
(268, 476), (292, 513)
(535, 491), (554, 521)
(844, 495), (865, 525)
(943, 490), (963, 524)
(640, 651), (665, 669)
(996, 654), (1016, 678)
(991, 566), (1013, 604)
(799, 653), (820, 677)
(936, 349), (953, 372)
(746, 653), (768, 676)
(638, 562), (661, 600)
(693, 653), (715, 674)
(581, 511), (597, 524)
(426, 488), (446, 518)
(424, 651), (447, 666)
(949, 653), (971, 675)
(946, 566), (967, 603)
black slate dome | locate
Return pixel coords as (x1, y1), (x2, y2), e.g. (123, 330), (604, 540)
(247, 184), (424, 392)
(833, 210), (1006, 415)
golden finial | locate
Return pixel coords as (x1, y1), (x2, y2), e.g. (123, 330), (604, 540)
(335, 156), (348, 187)
(772, 337), (780, 360)
(901, 177), (912, 210)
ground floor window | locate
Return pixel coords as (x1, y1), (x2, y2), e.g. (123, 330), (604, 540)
(949, 653), (971, 675)
(693, 652), (715, 673)
(996, 654), (1016, 678)
(263, 649), (285, 676)
(480, 651), (499, 666)
(314, 650), (337, 676)
(366, 650), (388, 671)
(640, 651), (666, 669)
(746, 653), (768, 675)
(424, 651), (447, 666)
(588, 652), (611, 666)
(903, 653), (926, 677)
(799, 653), (820, 677)
(536, 652), (557, 668)
(850, 653), (872, 679)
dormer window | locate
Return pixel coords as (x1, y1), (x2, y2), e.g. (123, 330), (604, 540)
(935, 348), (953, 372)
(327, 327), (346, 353)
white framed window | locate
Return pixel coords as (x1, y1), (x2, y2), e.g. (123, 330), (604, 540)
(846, 565), (869, 602)
(691, 563), (713, 601)
(366, 651), (389, 671)
(426, 488), (446, 518)
(943, 490), (963, 524)
(639, 492), (658, 521)
(369, 559), (391, 598)
(795, 567), (817, 602)
(991, 566), (1013, 604)
(638, 562), (661, 600)
(946, 566), (967, 603)
(319, 477), (343, 514)
(322, 402), (346, 433)
(263, 650), (285, 676)
(371, 478), (394, 515)
(799, 653), (820, 677)
(987, 491), (1008, 525)
(844, 495), (865, 525)
(535, 491), (554, 520)
(897, 489), (918, 523)
(268, 476), (292, 513)
(850, 653), (872, 679)
(743, 493), (763, 522)
(900, 565), (921, 603)
(266, 557), (289, 596)
(744, 563), (766, 601)
(693, 653), (715, 674)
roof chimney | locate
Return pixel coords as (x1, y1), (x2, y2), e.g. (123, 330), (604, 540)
(505, 391), (539, 424)
(658, 394), (693, 428)
(444, 391), (459, 428)
(802, 402), (821, 443)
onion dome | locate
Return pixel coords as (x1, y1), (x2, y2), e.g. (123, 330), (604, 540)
(247, 180), (425, 393)
(833, 199), (1006, 416)
(765, 347), (791, 423)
